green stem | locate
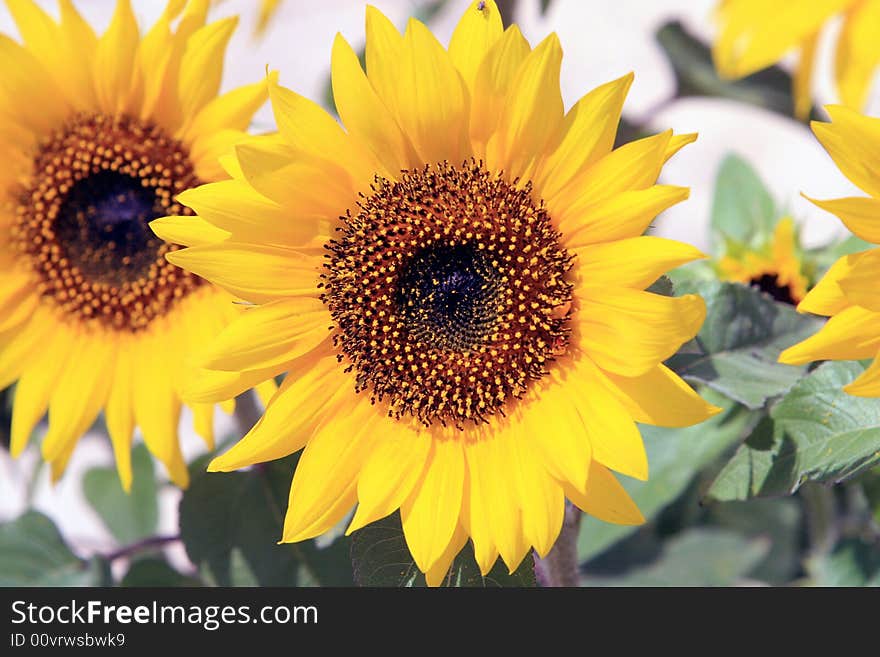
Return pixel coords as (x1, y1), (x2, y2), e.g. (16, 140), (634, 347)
(104, 535), (180, 562)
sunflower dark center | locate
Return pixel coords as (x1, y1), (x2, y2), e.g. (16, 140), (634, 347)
(323, 160), (574, 428)
(749, 273), (795, 305)
(396, 243), (502, 351)
(12, 113), (204, 331)
(54, 170), (163, 284)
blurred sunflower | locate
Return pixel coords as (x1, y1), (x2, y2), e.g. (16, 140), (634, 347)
(717, 217), (809, 304)
(713, 0), (880, 119)
(255, 0), (281, 36)
(780, 106), (880, 393)
(0, 0), (270, 489)
(161, 0), (719, 584)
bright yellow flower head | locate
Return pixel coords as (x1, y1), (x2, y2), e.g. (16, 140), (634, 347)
(713, 0), (880, 119)
(0, 0), (270, 489)
(780, 106), (880, 392)
(161, 1), (720, 583)
(717, 217), (809, 304)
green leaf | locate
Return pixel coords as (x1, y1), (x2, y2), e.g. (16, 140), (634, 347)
(646, 274), (674, 297)
(350, 512), (536, 587)
(707, 498), (802, 585)
(228, 548), (260, 587)
(179, 454), (353, 587)
(710, 154), (776, 249)
(82, 443), (158, 545)
(656, 21), (817, 122)
(581, 529), (769, 586)
(807, 538), (880, 586)
(121, 557), (202, 587)
(578, 396), (753, 562)
(667, 281), (822, 409)
(0, 511), (102, 586)
(708, 361), (880, 501)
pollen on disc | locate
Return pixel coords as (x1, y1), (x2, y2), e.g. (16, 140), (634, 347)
(323, 160), (574, 429)
(11, 113), (205, 332)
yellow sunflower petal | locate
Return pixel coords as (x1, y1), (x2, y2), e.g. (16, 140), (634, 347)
(712, 0), (850, 78)
(486, 33), (563, 178)
(198, 298), (328, 372)
(347, 424), (432, 535)
(93, 0), (139, 115)
(601, 364), (722, 428)
(797, 251), (866, 316)
(564, 461), (644, 525)
(843, 355), (880, 396)
(183, 75), (269, 144)
(836, 250), (880, 311)
(132, 331), (186, 488)
(571, 236), (706, 288)
(469, 25), (530, 152)
(448, 0), (503, 93)
(176, 17), (238, 133)
(192, 403), (215, 450)
(9, 325), (76, 457)
(779, 306), (880, 364)
(364, 5), (405, 119)
(5, 0), (93, 111)
(0, 309), (54, 390)
(176, 180), (327, 247)
(188, 128), (253, 181)
(424, 524), (468, 587)
(267, 76), (375, 183)
(793, 32), (819, 120)
(149, 215), (230, 247)
(807, 195), (880, 244)
(401, 438), (465, 574)
(234, 140), (358, 221)
(576, 287), (705, 377)
(534, 72), (633, 201)
(105, 340), (135, 492)
(166, 243), (322, 304)
(42, 333), (116, 463)
(281, 398), (378, 543)
(550, 130), (674, 216)
(565, 359), (648, 481)
(207, 351), (347, 472)
(508, 420), (564, 557)
(835, 0), (880, 111)
(463, 430), (528, 574)
(393, 18), (469, 166)
(182, 364), (285, 404)
(331, 33), (417, 175)
(812, 106), (880, 198)
(522, 384), (592, 494)
(0, 35), (69, 134)
(0, 275), (39, 335)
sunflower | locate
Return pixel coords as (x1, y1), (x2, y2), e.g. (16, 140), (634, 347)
(779, 106), (880, 392)
(713, 0), (880, 119)
(716, 217), (809, 304)
(161, 0), (720, 584)
(0, 0), (271, 489)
